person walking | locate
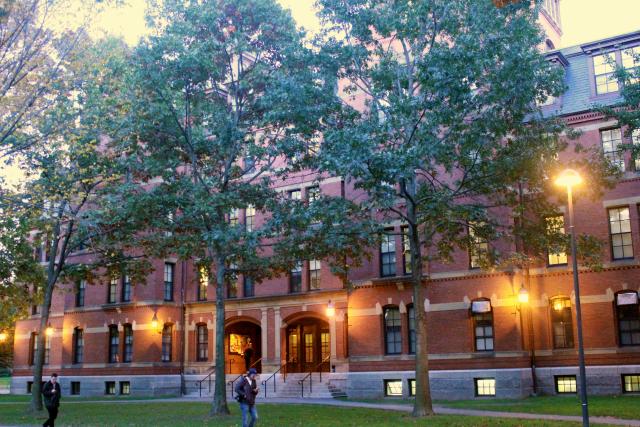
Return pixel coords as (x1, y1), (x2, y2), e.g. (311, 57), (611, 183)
(42, 373), (61, 427)
(234, 368), (259, 427)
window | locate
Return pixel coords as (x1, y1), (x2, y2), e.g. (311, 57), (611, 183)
(70, 382), (81, 395)
(550, 297), (574, 349)
(321, 331), (330, 362)
(73, 328), (84, 364)
(162, 324), (173, 362)
(546, 215), (567, 265)
(593, 53), (618, 94)
(616, 291), (640, 346)
(108, 277), (117, 304)
(622, 47), (640, 84)
(121, 275), (131, 302)
(229, 208), (239, 226)
(309, 260), (321, 290)
(123, 324), (133, 363)
(609, 207), (633, 260)
(402, 226), (411, 274)
(290, 261), (302, 293)
(471, 299), (494, 351)
(623, 374), (640, 393)
(289, 189), (301, 200)
(108, 325), (119, 363)
(243, 276), (254, 297)
(29, 333), (37, 365)
(475, 378), (496, 396)
(227, 279), (237, 299)
(196, 324), (208, 361)
(245, 205), (255, 232)
(307, 186), (320, 203)
(469, 223), (489, 269)
(304, 333), (314, 363)
(164, 263), (174, 301)
(383, 306), (402, 355)
(407, 304), (416, 354)
(555, 375), (577, 394)
(408, 379), (416, 396)
(380, 231), (396, 277)
(384, 379), (402, 397)
(198, 266), (208, 301)
(44, 334), (50, 365)
(601, 129), (625, 171)
(76, 280), (86, 307)
(105, 381), (116, 395)
(120, 381), (130, 395)
(27, 381), (33, 394)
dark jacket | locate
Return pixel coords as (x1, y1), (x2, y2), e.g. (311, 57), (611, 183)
(234, 375), (258, 405)
(42, 381), (61, 408)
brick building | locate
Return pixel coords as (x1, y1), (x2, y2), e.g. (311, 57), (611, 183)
(11, 4), (640, 400)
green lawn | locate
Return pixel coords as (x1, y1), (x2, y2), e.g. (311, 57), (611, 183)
(440, 395), (640, 421)
(0, 401), (582, 426)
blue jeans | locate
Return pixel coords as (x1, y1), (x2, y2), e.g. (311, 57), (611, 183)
(240, 402), (258, 427)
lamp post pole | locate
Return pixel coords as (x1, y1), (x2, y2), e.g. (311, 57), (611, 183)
(566, 184), (589, 427)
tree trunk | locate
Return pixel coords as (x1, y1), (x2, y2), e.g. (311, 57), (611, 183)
(409, 223), (434, 417)
(210, 256), (230, 415)
(404, 177), (434, 417)
(29, 279), (55, 412)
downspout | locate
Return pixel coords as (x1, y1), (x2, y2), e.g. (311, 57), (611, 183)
(180, 260), (187, 395)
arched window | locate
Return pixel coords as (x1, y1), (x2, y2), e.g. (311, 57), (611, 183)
(616, 291), (640, 346)
(471, 299), (494, 351)
(108, 325), (119, 363)
(383, 306), (401, 355)
(545, 39), (555, 51)
(123, 324), (133, 363)
(196, 324), (208, 361)
(73, 328), (84, 364)
(162, 323), (173, 362)
(407, 304), (416, 354)
(550, 297), (573, 349)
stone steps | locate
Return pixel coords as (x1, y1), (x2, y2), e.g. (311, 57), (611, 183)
(183, 373), (346, 399)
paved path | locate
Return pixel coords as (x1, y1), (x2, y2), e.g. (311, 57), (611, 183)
(1, 396), (639, 426)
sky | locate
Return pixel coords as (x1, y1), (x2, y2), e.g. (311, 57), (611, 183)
(1, 0), (639, 186)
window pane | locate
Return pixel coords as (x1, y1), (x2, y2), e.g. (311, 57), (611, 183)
(385, 380), (403, 396)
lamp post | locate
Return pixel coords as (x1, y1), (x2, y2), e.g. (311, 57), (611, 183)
(517, 284), (538, 394)
(326, 300), (335, 317)
(555, 169), (589, 427)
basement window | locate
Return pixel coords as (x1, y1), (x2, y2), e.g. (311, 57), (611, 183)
(474, 378), (496, 396)
(623, 374), (640, 393)
(555, 375), (577, 394)
(384, 379), (402, 397)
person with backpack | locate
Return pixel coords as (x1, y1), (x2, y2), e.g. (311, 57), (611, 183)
(234, 368), (259, 427)
(42, 373), (61, 427)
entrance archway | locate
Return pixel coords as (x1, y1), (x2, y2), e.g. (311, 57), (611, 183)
(225, 319), (261, 374)
(285, 317), (330, 373)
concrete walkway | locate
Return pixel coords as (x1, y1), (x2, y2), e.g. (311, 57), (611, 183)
(1, 396), (639, 426)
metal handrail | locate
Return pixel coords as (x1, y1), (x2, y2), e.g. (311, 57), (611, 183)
(298, 355), (331, 398)
(261, 361), (287, 398)
(228, 357), (263, 398)
(196, 365), (215, 398)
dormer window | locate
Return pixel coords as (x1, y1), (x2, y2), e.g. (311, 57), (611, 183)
(593, 53), (619, 95)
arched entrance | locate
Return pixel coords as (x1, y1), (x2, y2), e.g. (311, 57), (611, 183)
(225, 319), (261, 374)
(285, 317), (330, 373)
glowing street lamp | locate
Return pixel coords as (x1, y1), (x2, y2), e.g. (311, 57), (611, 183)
(326, 300), (335, 317)
(518, 285), (529, 304)
(45, 325), (54, 337)
(0, 332), (7, 342)
(556, 169), (589, 427)
(151, 312), (159, 330)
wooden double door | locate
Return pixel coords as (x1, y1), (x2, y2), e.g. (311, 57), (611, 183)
(286, 318), (330, 373)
